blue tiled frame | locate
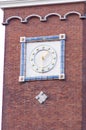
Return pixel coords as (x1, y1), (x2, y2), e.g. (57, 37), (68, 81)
(19, 34), (66, 82)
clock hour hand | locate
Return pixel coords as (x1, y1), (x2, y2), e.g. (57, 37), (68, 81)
(42, 51), (49, 61)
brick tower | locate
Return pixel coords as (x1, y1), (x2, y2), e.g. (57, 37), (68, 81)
(0, 0), (86, 130)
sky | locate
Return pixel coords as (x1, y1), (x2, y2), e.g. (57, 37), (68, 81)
(0, 9), (5, 130)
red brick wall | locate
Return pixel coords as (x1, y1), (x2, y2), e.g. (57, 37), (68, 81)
(2, 2), (86, 130)
(82, 3), (86, 130)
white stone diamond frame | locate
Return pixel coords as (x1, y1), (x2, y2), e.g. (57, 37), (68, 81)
(35, 91), (48, 104)
(19, 34), (66, 82)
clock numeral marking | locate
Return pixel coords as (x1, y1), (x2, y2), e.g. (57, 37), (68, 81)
(36, 49), (39, 51)
(42, 46), (45, 49)
(48, 48), (51, 50)
(42, 69), (44, 72)
(31, 58), (34, 61)
(52, 63), (55, 65)
(32, 53), (35, 55)
(32, 64), (35, 66)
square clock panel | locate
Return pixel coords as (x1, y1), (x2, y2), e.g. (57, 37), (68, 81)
(19, 34), (66, 82)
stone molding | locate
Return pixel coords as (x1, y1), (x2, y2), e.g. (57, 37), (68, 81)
(0, 0), (86, 8)
(3, 11), (86, 25)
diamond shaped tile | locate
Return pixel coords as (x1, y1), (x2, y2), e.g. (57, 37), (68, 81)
(35, 91), (48, 104)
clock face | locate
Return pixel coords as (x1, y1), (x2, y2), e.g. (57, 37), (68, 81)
(30, 45), (57, 73)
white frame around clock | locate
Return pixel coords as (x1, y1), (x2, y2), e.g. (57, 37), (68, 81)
(19, 34), (66, 82)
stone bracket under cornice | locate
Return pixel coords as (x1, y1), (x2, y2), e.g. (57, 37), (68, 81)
(3, 11), (86, 25)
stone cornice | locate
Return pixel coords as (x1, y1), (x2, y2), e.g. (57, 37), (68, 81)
(0, 0), (86, 8)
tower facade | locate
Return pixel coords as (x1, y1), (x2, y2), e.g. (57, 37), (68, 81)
(0, 0), (86, 130)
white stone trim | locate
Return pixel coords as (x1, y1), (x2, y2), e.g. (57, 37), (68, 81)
(0, 0), (86, 8)
(44, 13), (62, 21)
(24, 14), (43, 22)
(59, 34), (66, 40)
(3, 16), (23, 25)
(19, 76), (25, 82)
(35, 91), (48, 104)
(64, 11), (85, 19)
(59, 74), (65, 79)
(3, 11), (86, 25)
(20, 37), (26, 43)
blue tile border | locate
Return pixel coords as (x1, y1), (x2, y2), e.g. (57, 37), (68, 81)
(20, 42), (26, 77)
(26, 35), (60, 43)
(19, 34), (66, 82)
(60, 39), (65, 74)
(25, 75), (60, 81)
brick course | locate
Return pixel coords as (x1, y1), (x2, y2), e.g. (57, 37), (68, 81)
(2, 2), (86, 130)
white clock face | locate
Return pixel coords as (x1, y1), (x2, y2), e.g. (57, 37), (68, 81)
(30, 45), (57, 73)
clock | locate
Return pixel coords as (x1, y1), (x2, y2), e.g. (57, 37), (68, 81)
(19, 34), (66, 82)
(30, 45), (57, 73)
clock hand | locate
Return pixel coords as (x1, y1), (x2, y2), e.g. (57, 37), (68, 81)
(42, 51), (49, 61)
(41, 57), (44, 61)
